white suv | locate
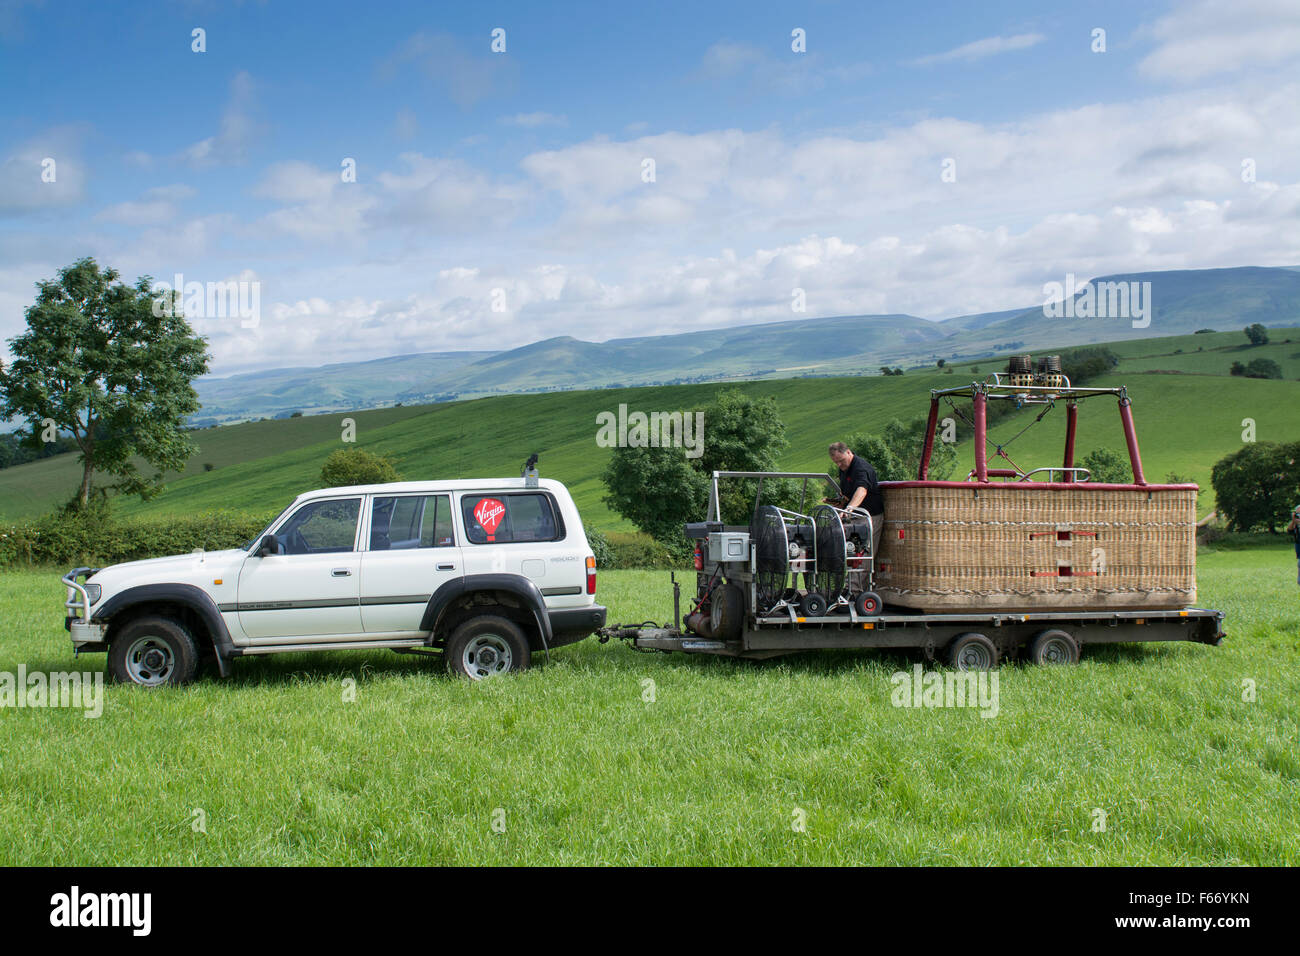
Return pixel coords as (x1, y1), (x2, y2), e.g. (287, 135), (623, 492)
(61, 477), (606, 684)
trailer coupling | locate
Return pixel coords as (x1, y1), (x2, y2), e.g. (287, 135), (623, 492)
(597, 622), (680, 644)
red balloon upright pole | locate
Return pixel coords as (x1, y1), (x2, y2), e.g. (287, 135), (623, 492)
(1118, 396), (1146, 485)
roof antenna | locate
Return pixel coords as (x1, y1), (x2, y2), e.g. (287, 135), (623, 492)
(522, 453), (539, 487)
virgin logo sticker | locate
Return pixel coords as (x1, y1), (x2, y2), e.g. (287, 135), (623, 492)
(473, 498), (507, 541)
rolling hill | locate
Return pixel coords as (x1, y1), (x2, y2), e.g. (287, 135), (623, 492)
(190, 265), (1300, 422)
(3, 326), (1297, 530)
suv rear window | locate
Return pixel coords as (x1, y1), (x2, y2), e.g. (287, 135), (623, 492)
(461, 493), (561, 544)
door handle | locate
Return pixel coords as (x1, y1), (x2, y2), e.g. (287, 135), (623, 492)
(332, 568), (353, 577)
(437, 563), (456, 571)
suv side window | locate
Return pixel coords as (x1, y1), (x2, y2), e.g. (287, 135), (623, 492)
(279, 498), (361, 555)
(461, 493), (561, 545)
(371, 494), (455, 550)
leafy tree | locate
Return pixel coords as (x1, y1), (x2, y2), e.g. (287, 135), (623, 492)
(1059, 346), (1119, 384)
(1082, 447), (1131, 484)
(0, 258), (210, 508)
(936, 359), (946, 368)
(601, 445), (710, 543)
(602, 388), (789, 541)
(320, 448), (402, 487)
(1230, 361), (1246, 376)
(1211, 442), (1300, 533)
(1194, 328), (1216, 334)
(886, 416), (957, 480)
(1244, 323), (1269, 346)
(1243, 358), (1282, 380)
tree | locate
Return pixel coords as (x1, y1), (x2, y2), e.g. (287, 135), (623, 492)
(320, 448), (402, 487)
(1244, 323), (1269, 346)
(602, 388), (789, 541)
(601, 445), (710, 543)
(0, 258), (210, 509)
(936, 359), (946, 368)
(1244, 358), (1282, 380)
(1082, 447), (1131, 484)
(1059, 346), (1119, 384)
(1211, 442), (1300, 533)
(1230, 361), (1246, 376)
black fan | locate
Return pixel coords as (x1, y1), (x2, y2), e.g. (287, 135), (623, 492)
(812, 505), (847, 600)
(750, 504), (789, 613)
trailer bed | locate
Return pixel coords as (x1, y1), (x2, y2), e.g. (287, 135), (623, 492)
(604, 605), (1224, 661)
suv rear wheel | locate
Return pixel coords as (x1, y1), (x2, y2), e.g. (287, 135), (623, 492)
(108, 615), (200, 687)
(445, 615), (531, 680)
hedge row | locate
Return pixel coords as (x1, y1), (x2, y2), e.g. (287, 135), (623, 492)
(0, 510), (275, 568)
(0, 510), (686, 571)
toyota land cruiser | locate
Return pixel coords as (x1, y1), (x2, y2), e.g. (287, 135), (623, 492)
(61, 476), (606, 684)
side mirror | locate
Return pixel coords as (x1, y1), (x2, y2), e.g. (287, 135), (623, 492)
(256, 534), (283, 557)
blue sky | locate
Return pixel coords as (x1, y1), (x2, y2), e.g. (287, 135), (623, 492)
(2, 0), (1298, 376)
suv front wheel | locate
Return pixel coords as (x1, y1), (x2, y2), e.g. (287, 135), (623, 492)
(108, 615), (201, 687)
(445, 615), (531, 680)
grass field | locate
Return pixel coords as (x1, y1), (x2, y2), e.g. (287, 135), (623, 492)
(1, 544), (1296, 865)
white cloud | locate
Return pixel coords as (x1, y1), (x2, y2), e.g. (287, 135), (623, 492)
(0, 127), (87, 216)
(912, 33), (1044, 66)
(180, 71), (259, 167)
(1139, 0), (1300, 81)
(95, 184), (196, 226)
(383, 33), (518, 108)
(500, 111), (568, 128)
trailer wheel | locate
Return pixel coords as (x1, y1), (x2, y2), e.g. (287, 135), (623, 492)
(800, 592), (827, 617)
(1028, 629), (1079, 665)
(948, 632), (999, 671)
(854, 591), (882, 616)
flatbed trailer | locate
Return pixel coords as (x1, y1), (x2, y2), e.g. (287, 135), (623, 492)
(602, 365), (1228, 668)
(600, 580), (1225, 664)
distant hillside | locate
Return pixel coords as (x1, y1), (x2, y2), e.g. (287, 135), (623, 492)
(400, 313), (950, 401)
(193, 350), (496, 424)
(188, 264), (1300, 422)
(3, 325), (1297, 526)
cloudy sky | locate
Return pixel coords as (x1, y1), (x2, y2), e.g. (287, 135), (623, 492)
(2, 0), (1299, 377)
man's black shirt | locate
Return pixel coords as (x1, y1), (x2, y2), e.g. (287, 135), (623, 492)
(840, 454), (883, 515)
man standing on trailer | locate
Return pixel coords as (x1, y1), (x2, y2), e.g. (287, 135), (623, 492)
(826, 442), (884, 558)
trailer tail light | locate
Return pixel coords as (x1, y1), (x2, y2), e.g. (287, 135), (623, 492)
(586, 555), (597, 594)
(693, 544), (703, 571)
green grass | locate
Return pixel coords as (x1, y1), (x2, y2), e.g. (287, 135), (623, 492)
(1, 545), (1297, 865)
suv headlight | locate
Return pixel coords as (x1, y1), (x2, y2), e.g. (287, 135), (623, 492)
(84, 583), (101, 604)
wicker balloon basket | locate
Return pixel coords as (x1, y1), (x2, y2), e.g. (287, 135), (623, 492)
(875, 482), (1197, 610)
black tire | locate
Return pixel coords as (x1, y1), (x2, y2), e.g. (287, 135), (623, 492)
(709, 583), (745, 642)
(854, 590), (883, 616)
(108, 615), (200, 687)
(445, 615), (531, 680)
(800, 592), (827, 617)
(1028, 628), (1080, 665)
(947, 632), (999, 671)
